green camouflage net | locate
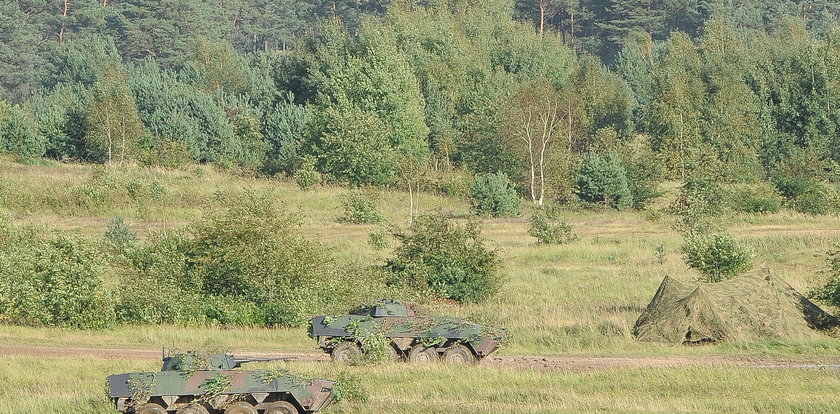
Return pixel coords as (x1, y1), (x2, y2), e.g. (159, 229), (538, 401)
(633, 267), (838, 345)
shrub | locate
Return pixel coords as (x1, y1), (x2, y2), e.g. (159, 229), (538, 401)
(681, 231), (754, 282)
(528, 211), (577, 245)
(0, 223), (115, 328)
(811, 244), (840, 309)
(104, 216), (137, 253)
(338, 190), (383, 224)
(471, 172), (521, 217)
(772, 174), (837, 215)
(116, 191), (390, 327)
(385, 212), (501, 303)
(294, 156), (321, 190)
(729, 184), (783, 214)
(574, 151), (632, 209)
(333, 371), (369, 403)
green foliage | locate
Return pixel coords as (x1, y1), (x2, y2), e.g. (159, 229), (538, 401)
(385, 213), (501, 303)
(307, 105), (396, 186)
(128, 61), (236, 165)
(811, 244), (840, 309)
(338, 190), (383, 224)
(359, 330), (392, 363)
(332, 371), (369, 404)
(0, 104), (46, 159)
(264, 95), (310, 175)
(574, 151), (632, 209)
(670, 167), (727, 230)
(681, 231), (754, 283)
(528, 211), (577, 245)
(368, 227), (390, 250)
(302, 22), (430, 186)
(771, 173), (838, 215)
(115, 190), (390, 327)
(104, 216), (137, 253)
(471, 172), (522, 218)
(619, 135), (664, 209)
(127, 373), (156, 407)
(200, 374), (232, 398)
(729, 184), (784, 214)
(0, 222), (114, 329)
(293, 156), (321, 190)
(430, 170), (475, 197)
(86, 67), (145, 164)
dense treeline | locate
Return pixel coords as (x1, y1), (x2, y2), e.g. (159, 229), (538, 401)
(1, 0), (838, 214)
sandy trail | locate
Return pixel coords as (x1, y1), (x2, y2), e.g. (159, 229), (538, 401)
(3, 344), (840, 372)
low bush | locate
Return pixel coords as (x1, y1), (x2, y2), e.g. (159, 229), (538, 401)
(385, 212), (501, 303)
(338, 190), (382, 224)
(471, 172), (521, 217)
(681, 230), (754, 283)
(528, 211), (577, 245)
(771, 168), (839, 215)
(116, 191), (392, 327)
(0, 222), (114, 328)
(729, 184), (783, 214)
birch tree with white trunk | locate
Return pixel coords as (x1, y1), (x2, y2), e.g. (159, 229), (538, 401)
(507, 80), (565, 206)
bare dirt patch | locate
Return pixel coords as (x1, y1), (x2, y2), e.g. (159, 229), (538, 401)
(4, 344), (840, 372)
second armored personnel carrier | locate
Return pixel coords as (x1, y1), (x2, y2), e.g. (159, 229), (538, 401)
(107, 352), (335, 414)
(310, 300), (504, 363)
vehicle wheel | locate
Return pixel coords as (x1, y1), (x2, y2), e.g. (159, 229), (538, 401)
(408, 345), (439, 363)
(331, 341), (362, 364)
(224, 401), (258, 414)
(442, 344), (476, 364)
(263, 401), (299, 414)
(135, 403), (167, 414)
(175, 404), (210, 414)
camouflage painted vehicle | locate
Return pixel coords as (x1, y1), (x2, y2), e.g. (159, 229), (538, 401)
(310, 300), (504, 364)
(107, 352), (335, 414)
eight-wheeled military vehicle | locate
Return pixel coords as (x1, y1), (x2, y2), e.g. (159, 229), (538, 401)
(107, 352), (335, 414)
(310, 300), (504, 363)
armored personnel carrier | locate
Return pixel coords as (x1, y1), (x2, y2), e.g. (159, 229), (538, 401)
(107, 352), (335, 414)
(311, 300), (504, 363)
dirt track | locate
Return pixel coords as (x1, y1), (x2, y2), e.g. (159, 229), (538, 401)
(3, 344), (840, 372)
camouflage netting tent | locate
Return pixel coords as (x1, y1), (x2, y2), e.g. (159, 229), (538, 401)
(633, 267), (838, 345)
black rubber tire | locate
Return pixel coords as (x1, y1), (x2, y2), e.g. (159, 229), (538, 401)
(175, 404), (210, 414)
(331, 341), (362, 364)
(135, 403), (167, 414)
(442, 344), (476, 364)
(224, 401), (258, 414)
(408, 345), (439, 363)
(263, 401), (299, 414)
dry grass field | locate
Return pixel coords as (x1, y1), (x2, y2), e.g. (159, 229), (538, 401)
(1, 157), (839, 413)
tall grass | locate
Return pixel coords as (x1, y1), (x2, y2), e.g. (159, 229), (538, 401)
(1, 158), (839, 356)
(4, 355), (840, 413)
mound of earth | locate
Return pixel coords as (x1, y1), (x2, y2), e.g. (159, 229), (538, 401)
(633, 266), (838, 345)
